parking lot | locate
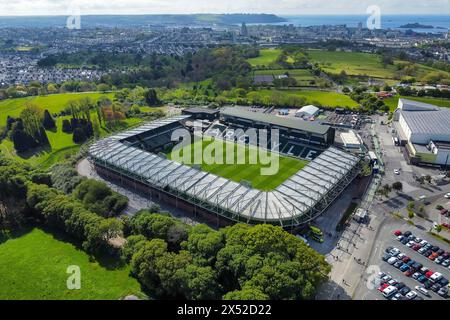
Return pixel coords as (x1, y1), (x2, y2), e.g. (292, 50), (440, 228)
(356, 218), (450, 300)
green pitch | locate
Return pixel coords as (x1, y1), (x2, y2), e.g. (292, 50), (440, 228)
(167, 138), (308, 191)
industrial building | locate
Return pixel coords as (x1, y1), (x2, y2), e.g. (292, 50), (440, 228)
(394, 99), (450, 166)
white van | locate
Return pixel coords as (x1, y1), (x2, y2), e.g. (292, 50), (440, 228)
(383, 286), (398, 298)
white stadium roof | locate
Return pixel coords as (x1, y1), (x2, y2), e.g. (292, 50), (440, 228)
(89, 115), (361, 226)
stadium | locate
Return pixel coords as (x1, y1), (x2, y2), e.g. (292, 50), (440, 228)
(88, 108), (363, 229)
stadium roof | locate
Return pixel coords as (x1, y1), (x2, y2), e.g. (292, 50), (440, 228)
(182, 107), (219, 115)
(399, 107), (450, 136)
(221, 107), (331, 135)
(89, 116), (361, 227)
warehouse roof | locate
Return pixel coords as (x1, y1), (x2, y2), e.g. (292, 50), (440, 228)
(398, 98), (440, 112)
(399, 108), (450, 136)
(182, 107), (220, 115)
(221, 107), (331, 135)
(296, 105), (319, 116)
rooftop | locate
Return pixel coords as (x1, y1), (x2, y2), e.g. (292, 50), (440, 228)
(221, 107), (331, 135)
(399, 108), (450, 136)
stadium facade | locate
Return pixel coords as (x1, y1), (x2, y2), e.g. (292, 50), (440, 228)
(88, 111), (363, 228)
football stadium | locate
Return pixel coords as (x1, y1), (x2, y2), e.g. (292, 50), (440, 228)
(88, 108), (363, 228)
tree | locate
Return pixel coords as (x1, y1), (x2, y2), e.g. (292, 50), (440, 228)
(392, 182), (403, 193)
(72, 127), (87, 143)
(62, 119), (72, 133)
(183, 264), (221, 300)
(42, 110), (56, 129)
(223, 287), (269, 300)
(10, 120), (36, 152)
(145, 89), (160, 106)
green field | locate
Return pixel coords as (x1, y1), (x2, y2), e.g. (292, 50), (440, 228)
(247, 49), (285, 68)
(247, 89), (360, 108)
(384, 95), (450, 112)
(0, 92), (115, 125)
(0, 92), (151, 168)
(168, 138), (308, 191)
(0, 228), (143, 300)
(307, 49), (450, 83)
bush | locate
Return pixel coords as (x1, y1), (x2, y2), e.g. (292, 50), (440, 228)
(73, 179), (128, 217)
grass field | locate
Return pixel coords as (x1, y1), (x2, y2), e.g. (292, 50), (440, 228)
(247, 49), (285, 68)
(384, 95), (450, 112)
(0, 92), (115, 125)
(307, 49), (450, 83)
(0, 228), (143, 300)
(167, 138), (308, 191)
(246, 89), (360, 108)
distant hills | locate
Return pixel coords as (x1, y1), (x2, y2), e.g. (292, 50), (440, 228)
(0, 14), (286, 28)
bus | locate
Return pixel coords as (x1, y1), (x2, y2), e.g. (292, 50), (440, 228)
(310, 225), (323, 237)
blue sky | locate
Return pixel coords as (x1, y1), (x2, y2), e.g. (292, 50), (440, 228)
(0, 0), (449, 16)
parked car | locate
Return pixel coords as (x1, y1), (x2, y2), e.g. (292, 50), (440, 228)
(418, 247), (427, 254)
(383, 286), (398, 298)
(431, 246), (440, 252)
(438, 277), (449, 286)
(385, 246), (394, 253)
(404, 268), (414, 277)
(382, 253), (392, 261)
(435, 256), (444, 264)
(445, 193), (450, 199)
(418, 275), (427, 283)
(424, 280), (433, 289)
(390, 248), (401, 256)
(403, 231), (412, 237)
(412, 244), (422, 251)
(420, 267), (429, 274)
(388, 279), (398, 286)
(394, 230), (402, 236)
(402, 256), (411, 263)
(442, 259), (450, 267)
(397, 253), (406, 260)
(405, 291), (417, 300)
(394, 260), (403, 268)
(388, 257), (398, 265)
(431, 283), (442, 292)
(415, 285), (430, 297)
(381, 275), (392, 283)
(437, 286), (448, 297)
(399, 287), (410, 296)
(400, 264), (410, 272)
(429, 252), (439, 260)
(397, 235), (404, 242)
(406, 241), (415, 248)
(378, 283), (389, 292)
(412, 272), (421, 280)
(425, 271), (434, 278)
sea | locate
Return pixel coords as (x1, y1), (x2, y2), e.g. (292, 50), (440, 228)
(275, 15), (450, 33)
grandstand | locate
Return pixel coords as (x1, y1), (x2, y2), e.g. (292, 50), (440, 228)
(88, 113), (362, 228)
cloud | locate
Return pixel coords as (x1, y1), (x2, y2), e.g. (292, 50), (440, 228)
(0, 0), (449, 16)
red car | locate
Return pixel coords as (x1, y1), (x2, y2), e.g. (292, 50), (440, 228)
(404, 269), (414, 277)
(403, 256), (411, 263)
(394, 230), (402, 236)
(413, 244), (422, 251)
(378, 283), (389, 292)
(429, 252), (439, 260)
(425, 271), (434, 278)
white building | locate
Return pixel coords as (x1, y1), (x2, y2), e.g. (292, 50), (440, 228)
(340, 130), (363, 150)
(295, 105), (319, 119)
(394, 99), (450, 166)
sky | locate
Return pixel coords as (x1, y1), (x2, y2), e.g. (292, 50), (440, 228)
(0, 0), (449, 16)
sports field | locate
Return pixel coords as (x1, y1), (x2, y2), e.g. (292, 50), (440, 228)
(167, 138), (308, 191)
(0, 228), (143, 300)
(247, 49), (294, 68)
